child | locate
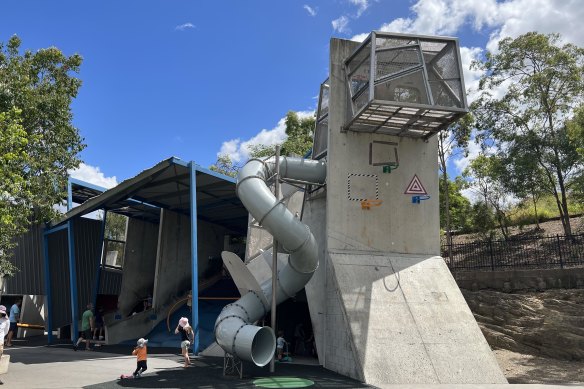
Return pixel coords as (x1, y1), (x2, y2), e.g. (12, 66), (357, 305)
(132, 338), (148, 378)
(175, 318), (194, 367)
(276, 331), (286, 361)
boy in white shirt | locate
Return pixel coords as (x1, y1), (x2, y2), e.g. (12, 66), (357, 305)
(276, 331), (286, 361)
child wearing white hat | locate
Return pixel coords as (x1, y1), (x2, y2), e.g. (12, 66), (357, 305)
(131, 338), (148, 378)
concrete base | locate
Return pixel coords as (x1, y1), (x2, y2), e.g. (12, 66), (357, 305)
(323, 251), (507, 386)
(0, 354), (9, 375)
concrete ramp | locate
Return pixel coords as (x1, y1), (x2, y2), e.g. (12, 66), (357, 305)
(326, 250), (507, 385)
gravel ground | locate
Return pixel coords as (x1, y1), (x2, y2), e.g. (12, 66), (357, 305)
(493, 349), (584, 385)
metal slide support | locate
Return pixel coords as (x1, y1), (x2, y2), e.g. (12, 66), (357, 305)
(269, 145), (281, 373)
(67, 220), (79, 342)
(189, 162), (200, 354)
(214, 156), (326, 367)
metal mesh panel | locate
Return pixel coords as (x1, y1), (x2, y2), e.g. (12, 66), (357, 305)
(319, 82), (329, 119)
(375, 36), (416, 49)
(375, 48), (421, 80)
(374, 69), (430, 105)
(348, 56), (370, 96)
(346, 42), (371, 74)
(343, 32), (468, 137)
(353, 88), (370, 113)
(312, 115), (328, 158)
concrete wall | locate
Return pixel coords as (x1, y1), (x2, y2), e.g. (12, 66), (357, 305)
(152, 210), (192, 311)
(454, 267), (584, 292)
(197, 218), (232, 279)
(326, 39), (439, 256)
(118, 218), (159, 316)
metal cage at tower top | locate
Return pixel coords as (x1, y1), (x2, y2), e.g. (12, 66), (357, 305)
(343, 31), (469, 139)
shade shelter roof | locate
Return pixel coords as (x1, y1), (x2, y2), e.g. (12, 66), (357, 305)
(56, 157), (248, 235)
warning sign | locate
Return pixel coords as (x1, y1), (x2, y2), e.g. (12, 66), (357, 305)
(404, 174), (427, 195)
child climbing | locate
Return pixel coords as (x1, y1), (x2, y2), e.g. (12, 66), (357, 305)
(276, 330), (286, 361)
(132, 338), (148, 378)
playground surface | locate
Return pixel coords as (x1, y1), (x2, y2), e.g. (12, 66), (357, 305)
(2, 337), (370, 389)
(1, 337), (574, 388)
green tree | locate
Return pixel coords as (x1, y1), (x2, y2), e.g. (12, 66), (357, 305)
(0, 36), (85, 276)
(104, 212), (128, 241)
(209, 154), (239, 178)
(438, 114), (472, 248)
(209, 111), (315, 175)
(464, 155), (513, 239)
(439, 177), (472, 233)
(498, 135), (547, 229)
(280, 111), (315, 157)
(471, 32), (584, 236)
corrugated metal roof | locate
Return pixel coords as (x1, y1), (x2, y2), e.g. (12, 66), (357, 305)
(57, 157), (248, 235)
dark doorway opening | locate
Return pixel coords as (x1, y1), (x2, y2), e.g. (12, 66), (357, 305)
(274, 288), (318, 361)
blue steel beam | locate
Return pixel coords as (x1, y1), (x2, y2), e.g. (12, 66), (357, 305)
(92, 211), (107, 309)
(67, 219), (79, 343)
(189, 161), (199, 354)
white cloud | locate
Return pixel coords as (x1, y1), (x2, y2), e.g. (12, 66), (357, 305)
(350, 0), (584, 49)
(68, 163), (118, 189)
(303, 5), (317, 17)
(175, 22), (195, 31)
(332, 16), (350, 34)
(218, 111), (315, 163)
(349, 0), (370, 17)
(458, 46), (484, 103)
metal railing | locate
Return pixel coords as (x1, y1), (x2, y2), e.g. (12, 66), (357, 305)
(442, 234), (584, 272)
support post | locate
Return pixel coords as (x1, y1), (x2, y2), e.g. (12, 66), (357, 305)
(92, 211), (107, 309)
(43, 233), (53, 344)
(189, 162), (200, 354)
(269, 146), (281, 373)
(67, 220), (79, 342)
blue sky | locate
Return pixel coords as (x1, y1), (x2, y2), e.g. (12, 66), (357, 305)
(2, 0), (583, 188)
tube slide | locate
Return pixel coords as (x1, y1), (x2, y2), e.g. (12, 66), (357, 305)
(214, 156), (326, 366)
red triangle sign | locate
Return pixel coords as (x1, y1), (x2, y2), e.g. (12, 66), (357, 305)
(404, 174), (427, 195)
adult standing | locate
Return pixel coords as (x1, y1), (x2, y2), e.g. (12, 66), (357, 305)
(5, 299), (21, 347)
(0, 305), (10, 385)
(74, 303), (94, 351)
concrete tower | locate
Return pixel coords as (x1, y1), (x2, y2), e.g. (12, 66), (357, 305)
(302, 33), (507, 385)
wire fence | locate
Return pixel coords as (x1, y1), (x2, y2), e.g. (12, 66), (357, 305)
(442, 234), (584, 272)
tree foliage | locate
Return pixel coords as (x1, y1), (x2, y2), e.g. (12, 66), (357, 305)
(209, 111), (315, 177)
(438, 114), (472, 246)
(439, 177), (472, 233)
(0, 36), (85, 276)
(471, 32), (584, 236)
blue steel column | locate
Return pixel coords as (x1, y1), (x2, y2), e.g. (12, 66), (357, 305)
(92, 211), (107, 309)
(67, 219), (79, 342)
(189, 162), (199, 353)
(43, 232), (53, 344)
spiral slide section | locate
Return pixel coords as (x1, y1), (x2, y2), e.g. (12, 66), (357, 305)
(214, 156), (326, 366)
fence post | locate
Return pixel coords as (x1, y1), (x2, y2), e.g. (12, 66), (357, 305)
(489, 240), (495, 271)
(557, 234), (564, 269)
